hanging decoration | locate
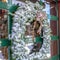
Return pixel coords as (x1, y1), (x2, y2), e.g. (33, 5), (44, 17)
(11, 0), (51, 60)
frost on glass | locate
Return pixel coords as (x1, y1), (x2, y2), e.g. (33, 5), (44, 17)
(10, 0), (52, 60)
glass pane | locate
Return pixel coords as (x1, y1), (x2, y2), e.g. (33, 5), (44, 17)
(0, 10), (8, 38)
(0, 0), (8, 60)
(10, 0), (58, 60)
(0, 47), (8, 60)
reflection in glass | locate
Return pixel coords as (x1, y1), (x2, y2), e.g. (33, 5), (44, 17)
(0, 2), (8, 59)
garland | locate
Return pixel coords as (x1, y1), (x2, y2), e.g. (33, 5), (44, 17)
(11, 1), (51, 60)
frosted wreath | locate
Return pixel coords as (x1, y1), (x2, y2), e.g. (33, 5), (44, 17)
(11, 1), (51, 60)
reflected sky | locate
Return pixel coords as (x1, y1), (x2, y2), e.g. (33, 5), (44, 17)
(0, 51), (4, 60)
(42, 0), (50, 23)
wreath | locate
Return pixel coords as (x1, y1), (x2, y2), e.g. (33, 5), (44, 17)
(10, 1), (51, 60)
